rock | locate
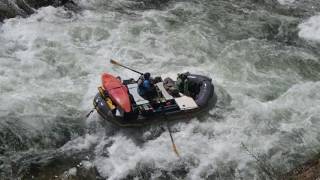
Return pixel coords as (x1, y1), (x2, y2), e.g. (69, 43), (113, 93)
(285, 155), (320, 180)
(0, 0), (78, 21)
(0, 0), (29, 20)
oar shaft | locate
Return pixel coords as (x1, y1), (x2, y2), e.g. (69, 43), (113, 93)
(119, 64), (143, 75)
(110, 59), (143, 75)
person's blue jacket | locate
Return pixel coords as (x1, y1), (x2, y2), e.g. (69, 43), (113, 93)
(138, 79), (151, 96)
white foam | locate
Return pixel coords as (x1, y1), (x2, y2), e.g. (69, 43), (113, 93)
(298, 14), (320, 42)
(277, 0), (295, 5)
(68, 167), (77, 176)
(96, 81), (320, 178)
(81, 160), (94, 169)
(61, 134), (99, 151)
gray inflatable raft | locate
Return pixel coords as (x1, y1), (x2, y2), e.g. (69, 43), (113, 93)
(93, 73), (216, 127)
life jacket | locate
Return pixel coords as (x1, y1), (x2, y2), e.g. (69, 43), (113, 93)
(138, 78), (152, 95)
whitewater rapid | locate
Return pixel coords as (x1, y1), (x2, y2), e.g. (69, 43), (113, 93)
(0, 0), (320, 179)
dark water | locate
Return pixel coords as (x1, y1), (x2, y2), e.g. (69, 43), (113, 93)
(0, 0), (320, 179)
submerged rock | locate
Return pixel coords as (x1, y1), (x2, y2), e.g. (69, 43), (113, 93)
(285, 154), (320, 180)
(0, 0), (77, 21)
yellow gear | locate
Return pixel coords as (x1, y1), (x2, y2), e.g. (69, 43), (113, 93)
(98, 86), (116, 110)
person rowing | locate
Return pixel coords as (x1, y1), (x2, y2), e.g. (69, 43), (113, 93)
(137, 72), (157, 100)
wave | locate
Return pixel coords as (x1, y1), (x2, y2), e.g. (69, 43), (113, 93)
(299, 14), (320, 42)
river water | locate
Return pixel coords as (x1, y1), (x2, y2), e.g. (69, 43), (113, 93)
(0, 0), (320, 179)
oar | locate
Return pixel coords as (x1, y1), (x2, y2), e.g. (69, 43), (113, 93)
(86, 108), (95, 118)
(111, 59), (179, 155)
(161, 106), (180, 157)
(110, 59), (144, 75)
(167, 121), (180, 157)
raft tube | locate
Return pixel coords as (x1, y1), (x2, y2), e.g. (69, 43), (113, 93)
(186, 74), (214, 108)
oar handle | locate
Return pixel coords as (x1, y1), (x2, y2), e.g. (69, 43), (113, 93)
(110, 59), (144, 75)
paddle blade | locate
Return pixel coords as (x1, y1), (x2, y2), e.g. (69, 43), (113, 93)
(110, 59), (120, 66)
(172, 144), (180, 157)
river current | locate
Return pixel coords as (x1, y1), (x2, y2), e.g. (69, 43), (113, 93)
(0, 0), (320, 179)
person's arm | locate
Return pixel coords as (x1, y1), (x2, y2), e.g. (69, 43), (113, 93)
(137, 78), (143, 86)
(137, 75), (144, 84)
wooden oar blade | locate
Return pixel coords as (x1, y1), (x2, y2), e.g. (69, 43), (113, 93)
(167, 122), (180, 157)
(110, 59), (120, 65)
(172, 144), (180, 157)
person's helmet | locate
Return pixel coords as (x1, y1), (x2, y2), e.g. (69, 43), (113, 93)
(144, 72), (151, 80)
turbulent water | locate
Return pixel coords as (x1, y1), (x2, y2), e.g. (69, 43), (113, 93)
(0, 0), (320, 179)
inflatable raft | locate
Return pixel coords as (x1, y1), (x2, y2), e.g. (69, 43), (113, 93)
(93, 72), (216, 127)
